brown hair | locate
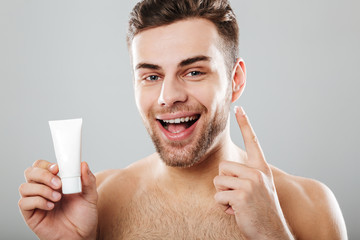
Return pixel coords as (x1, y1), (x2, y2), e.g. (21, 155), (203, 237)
(127, 0), (239, 77)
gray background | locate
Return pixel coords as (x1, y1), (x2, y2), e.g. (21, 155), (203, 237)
(1, 0), (359, 239)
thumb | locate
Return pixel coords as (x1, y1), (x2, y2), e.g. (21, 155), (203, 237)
(80, 161), (98, 205)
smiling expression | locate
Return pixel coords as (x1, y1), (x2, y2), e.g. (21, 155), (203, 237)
(131, 18), (233, 167)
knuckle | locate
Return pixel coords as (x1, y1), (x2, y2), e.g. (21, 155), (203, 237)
(219, 161), (230, 172)
(244, 180), (254, 192)
(36, 197), (45, 207)
(24, 167), (32, 178)
(213, 176), (220, 185)
(36, 183), (46, 194)
(253, 169), (264, 183)
(45, 187), (55, 199)
(33, 159), (50, 169)
(39, 168), (50, 179)
(33, 159), (43, 167)
(214, 192), (222, 202)
(235, 190), (247, 202)
(18, 198), (23, 208)
(18, 183), (26, 194)
(218, 161), (226, 170)
(41, 172), (53, 184)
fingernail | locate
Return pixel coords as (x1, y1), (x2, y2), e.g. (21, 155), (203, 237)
(238, 106), (246, 116)
(85, 162), (91, 176)
(52, 191), (61, 200)
(47, 201), (54, 209)
(51, 177), (61, 188)
(49, 164), (56, 171)
(87, 163), (91, 175)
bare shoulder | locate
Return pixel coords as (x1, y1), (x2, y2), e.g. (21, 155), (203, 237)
(95, 155), (157, 211)
(270, 166), (347, 240)
(95, 155), (155, 198)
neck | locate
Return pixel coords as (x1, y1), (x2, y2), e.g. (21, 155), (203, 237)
(154, 124), (245, 196)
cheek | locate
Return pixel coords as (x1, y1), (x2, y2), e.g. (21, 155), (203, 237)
(135, 86), (160, 117)
(187, 80), (228, 112)
(188, 87), (215, 111)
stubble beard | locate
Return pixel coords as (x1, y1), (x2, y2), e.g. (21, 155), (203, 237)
(144, 95), (231, 168)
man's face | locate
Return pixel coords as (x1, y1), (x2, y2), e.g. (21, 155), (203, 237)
(131, 18), (232, 167)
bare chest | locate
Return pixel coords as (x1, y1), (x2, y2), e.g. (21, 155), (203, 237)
(99, 189), (244, 240)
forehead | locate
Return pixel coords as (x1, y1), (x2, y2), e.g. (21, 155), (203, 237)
(131, 18), (223, 67)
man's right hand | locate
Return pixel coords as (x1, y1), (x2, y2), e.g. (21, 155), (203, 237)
(18, 160), (98, 240)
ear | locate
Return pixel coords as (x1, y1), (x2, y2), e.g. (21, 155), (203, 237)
(231, 58), (246, 103)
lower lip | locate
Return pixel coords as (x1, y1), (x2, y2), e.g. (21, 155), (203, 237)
(157, 119), (199, 141)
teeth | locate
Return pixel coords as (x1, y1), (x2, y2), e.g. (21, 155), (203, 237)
(161, 115), (199, 124)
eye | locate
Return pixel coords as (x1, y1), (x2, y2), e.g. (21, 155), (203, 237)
(145, 75), (160, 81)
(186, 71), (204, 77)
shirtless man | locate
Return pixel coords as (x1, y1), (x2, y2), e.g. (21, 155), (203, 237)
(18, 0), (347, 239)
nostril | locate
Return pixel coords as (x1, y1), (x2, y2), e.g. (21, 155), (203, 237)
(158, 99), (166, 106)
(158, 79), (188, 107)
(157, 95), (165, 106)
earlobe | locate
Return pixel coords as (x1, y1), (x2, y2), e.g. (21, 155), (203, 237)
(231, 58), (246, 103)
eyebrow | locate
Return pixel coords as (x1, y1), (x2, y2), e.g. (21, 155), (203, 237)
(135, 55), (211, 71)
(135, 63), (161, 70)
(178, 55), (211, 67)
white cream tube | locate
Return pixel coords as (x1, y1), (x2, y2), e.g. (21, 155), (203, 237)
(49, 118), (82, 194)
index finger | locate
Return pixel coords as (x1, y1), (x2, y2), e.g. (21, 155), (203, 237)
(32, 159), (57, 172)
(234, 106), (268, 171)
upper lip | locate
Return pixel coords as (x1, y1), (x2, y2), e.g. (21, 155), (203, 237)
(156, 112), (200, 120)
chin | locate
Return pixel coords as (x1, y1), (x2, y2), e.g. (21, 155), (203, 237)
(150, 111), (228, 168)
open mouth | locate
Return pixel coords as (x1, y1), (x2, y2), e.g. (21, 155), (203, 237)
(157, 114), (200, 134)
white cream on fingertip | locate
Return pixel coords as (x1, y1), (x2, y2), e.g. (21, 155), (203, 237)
(49, 118), (82, 194)
(234, 106), (239, 114)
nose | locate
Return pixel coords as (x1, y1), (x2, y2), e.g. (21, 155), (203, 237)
(158, 76), (187, 107)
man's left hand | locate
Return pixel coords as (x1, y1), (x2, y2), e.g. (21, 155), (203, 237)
(213, 106), (294, 240)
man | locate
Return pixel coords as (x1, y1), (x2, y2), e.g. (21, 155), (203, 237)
(18, 0), (347, 239)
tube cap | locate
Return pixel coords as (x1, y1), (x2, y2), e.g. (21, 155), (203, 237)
(61, 176), (82, 194)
